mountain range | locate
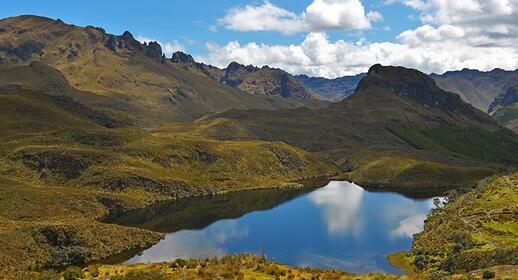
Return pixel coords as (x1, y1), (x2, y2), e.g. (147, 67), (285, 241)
(0, 15), (326, 125)
(0, 15), (518, 271)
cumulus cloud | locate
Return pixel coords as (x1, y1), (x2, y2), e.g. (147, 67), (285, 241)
(201, 31), (518, 78)
(200, 0), (518, 77)
(136, 36), (185, 57)
(218, 0), (379, 34)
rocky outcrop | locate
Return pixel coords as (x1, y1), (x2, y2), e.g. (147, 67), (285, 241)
(120, 30), (141, 51)
(170, 51), (224, 79)
(219, 61), (318, 100)
(357, 64), (487, 121)
(171, 51), (195, 65)
(8, 40), (45, 60)
(145, 41), (163, 60)
(103, 31), (143, 53)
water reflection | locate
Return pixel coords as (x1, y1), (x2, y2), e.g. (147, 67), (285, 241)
(308, 181), (364, 236)
(129, 221), (249, 263)
(108, 181), (442, 273)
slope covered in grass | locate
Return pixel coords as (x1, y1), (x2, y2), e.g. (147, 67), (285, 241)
(412, 171), (518, 273)
(0, 15), (320, 124)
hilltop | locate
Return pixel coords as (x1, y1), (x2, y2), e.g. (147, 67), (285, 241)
(189, 64), (518, 188)
(0, 15), (321, 124)
(170, 51), (326, 104)
(0, 14), (517, 276)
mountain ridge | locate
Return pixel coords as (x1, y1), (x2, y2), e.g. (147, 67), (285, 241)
(0, 15), (321, 124)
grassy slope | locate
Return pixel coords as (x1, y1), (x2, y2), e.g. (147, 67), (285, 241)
(0, 15), (318, 124)
(0, 86), (335, 271)
(188, 66), (518, 189)
(412, 171), (518, 273)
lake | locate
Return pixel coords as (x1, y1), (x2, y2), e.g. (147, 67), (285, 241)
(105, 181), (441, 274)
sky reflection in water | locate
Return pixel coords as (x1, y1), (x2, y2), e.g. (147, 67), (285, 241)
(125, 181), (436, 274)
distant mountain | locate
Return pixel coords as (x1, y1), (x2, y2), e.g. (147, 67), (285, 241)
(170, 51), (325, 105)
(0, 15), (317, 124)
(489, 85), (518, 132)
(295, 73), (366, 101)
(431, 68), (518, 112)
(192, 64), (518, 188)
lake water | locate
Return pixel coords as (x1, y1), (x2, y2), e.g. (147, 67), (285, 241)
(105, 181), (440, 274)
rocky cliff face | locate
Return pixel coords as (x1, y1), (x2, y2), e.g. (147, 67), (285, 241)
(218, 62), (320, 100)
(352, 64), (487, 122)
(170, 53), (323, 101)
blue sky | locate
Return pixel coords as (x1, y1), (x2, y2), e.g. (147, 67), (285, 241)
(2, 1), (518, 77)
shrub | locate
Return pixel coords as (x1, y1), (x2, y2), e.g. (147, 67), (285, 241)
(61, 266), (84, 280)
(482, 270), (495, 279)
(111, 270), (168, 280)
(414, 254), (428, 270)
(452, 232), (473, 253)
(426, 270), (450, 280)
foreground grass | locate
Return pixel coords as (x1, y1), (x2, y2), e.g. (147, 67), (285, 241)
(8, 254), (518, 280)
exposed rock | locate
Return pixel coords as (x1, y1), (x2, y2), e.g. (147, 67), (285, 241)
(220, 61), (316, 99)
(121, 30), (141, 50)
(359, 64), (486, 121)
(10, 40), (45, 60)
(171, 51), (195, 65)
(67, 48), (79, 60)
(86, 25), (105, 33)
(103, 35), (119, 52)
(146, 41), (162, 60)
(103, 31), (143, 53)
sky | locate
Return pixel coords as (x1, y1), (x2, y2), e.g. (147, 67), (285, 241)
(2, 0), (518, 78)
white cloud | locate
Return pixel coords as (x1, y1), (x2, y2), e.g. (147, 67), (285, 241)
(201, 31), (518, 78)
(304, 0), (372, 30)
(218, 0), (378, 34)
(366, 11), (384, 23)
(136, 36), (185, 57)
(200, 0), (518, 77)
(218, 1), (304, 34)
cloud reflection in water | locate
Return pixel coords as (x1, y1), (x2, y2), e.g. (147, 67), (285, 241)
(308, 181), (365, 236)
(126, 220), (248, 264)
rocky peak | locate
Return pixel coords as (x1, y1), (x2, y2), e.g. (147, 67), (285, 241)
(103, 30), (144, 53)
(357, 64), (484, 119)
(120, 30), (141, 51)
(171, 51), (195, 65)
(225, 62), (257, 74)
(225, 61), (244, 73)
(146, 41), (162, 60)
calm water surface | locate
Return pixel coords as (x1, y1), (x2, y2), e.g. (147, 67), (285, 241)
(106, 181), (440, 274)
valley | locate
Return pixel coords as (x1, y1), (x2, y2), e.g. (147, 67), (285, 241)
(0, 14), (516, 280)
